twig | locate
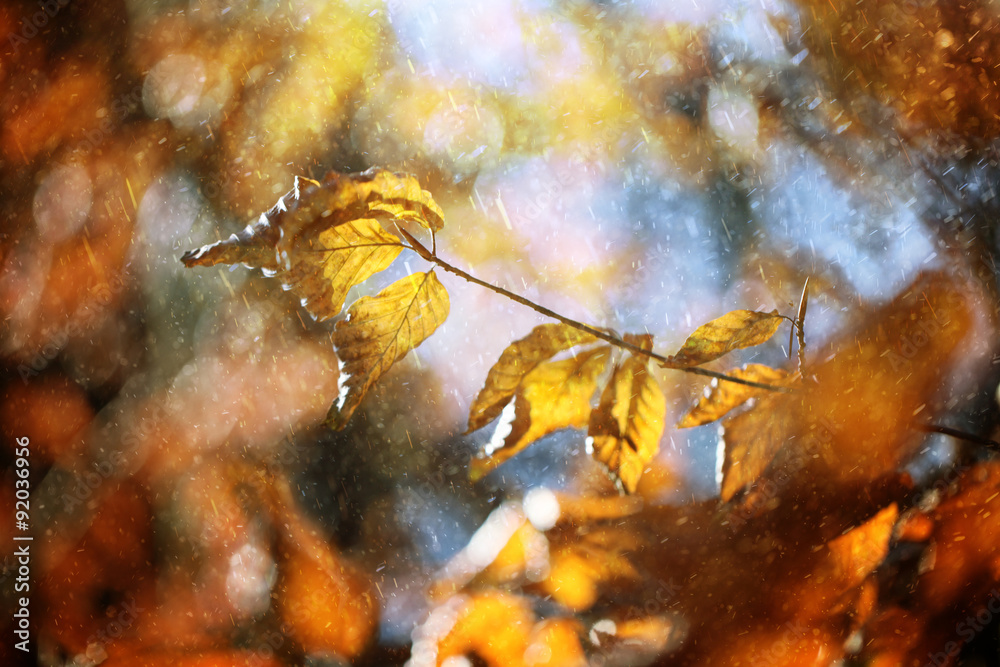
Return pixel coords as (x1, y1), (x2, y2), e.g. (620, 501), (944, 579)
(397, 227), (792, 394)
(920, 423), (1000, 451)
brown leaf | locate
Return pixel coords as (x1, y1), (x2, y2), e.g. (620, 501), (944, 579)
(329, 271), (449, 429)
(180, 168), (442, 320)
(677, 363), (790, 428)
(467, 323), (601, 433)
(662, 309), (785, 368)
(587, 353), (666, 493)
(470, 346), (610, 480)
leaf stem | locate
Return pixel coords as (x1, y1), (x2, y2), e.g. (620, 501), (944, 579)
(397, 227), (791, 393)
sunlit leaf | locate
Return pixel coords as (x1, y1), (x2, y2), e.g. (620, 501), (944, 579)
(470, 346), (610, 480)
(362, 169), (445, 231)
(279, 219), (403, 320)
(329, 271), (449, 429)
(467, 323), (601, 433)
(662, 309), (784, 368)
(587, 351), (666, 493)
(180, 168), (443, 320)
(677, 364), (790, 428)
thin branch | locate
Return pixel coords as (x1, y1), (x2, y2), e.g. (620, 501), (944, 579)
(920, 423), (1000, 451)
(396, 226), (792, 394)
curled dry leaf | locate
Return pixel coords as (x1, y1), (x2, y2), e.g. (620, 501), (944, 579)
(587, 339), (666, 494)
(329, 271), (449, 429)
(662, 309), (784, 368)
(677, 363), (790, 428)
(470, 346), (610, 481)
(467, 323), (600, 433)
(180, 168), (442, 320)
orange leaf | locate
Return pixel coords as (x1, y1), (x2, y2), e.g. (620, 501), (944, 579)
(826, 503), (897, 588)
(717, 391), (793, 502)
(662, 309), (784, 368)
(434, 592), (535, 667)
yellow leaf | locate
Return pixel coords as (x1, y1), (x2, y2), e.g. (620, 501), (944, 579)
(662, 309), (784, 368)
(180, 168), (443, 319)
(467, 323), (600, 433)
(717, 391), (793, 502)
(677, 364), (790, 428)
(470, 346), (610, 480)
(587, 354), (666, 493)
(276, 218), (403, 321)
(362, 169), (445, 231)
(329, 271), (449, 429)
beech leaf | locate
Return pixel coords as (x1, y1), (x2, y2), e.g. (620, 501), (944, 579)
(329, 271), (449, 429)
(470, 346), (610, 481)
(717, 391), (794, 502)
(587, 353), (666, 493)
(280, 219), (403, 320)
(677, 364), (790, 428)
(662, 309), (784, 368)
(467, 323), (601, 433)
(180, 168), (443, 320)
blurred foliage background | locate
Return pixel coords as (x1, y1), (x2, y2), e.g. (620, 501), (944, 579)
(3, 0), (1000, 665)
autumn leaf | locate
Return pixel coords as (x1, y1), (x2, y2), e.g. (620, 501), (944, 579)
(662, 309), (785, 368)
(587, 347), (666, 493)
(677, 363), (790, 428)
(717, 390), (794, 502)
(540, 525), (641, 611)
(825, 503), (897, 589)
(277, 218), (403, 320)
(361, 169), (445, 231)
(470, 346), (610, 481)
(718, 271), (978, 520)
(329, 271), (449, 429)
(467, 323), (601, 433)
(180, 168), (442, 320)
